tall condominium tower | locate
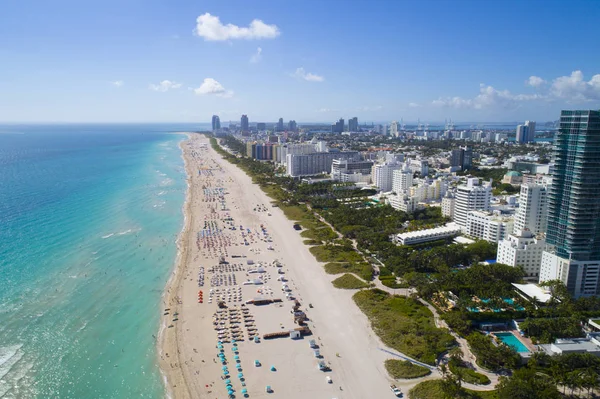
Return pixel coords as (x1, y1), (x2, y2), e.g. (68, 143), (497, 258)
(453, 177), (492, 228)
(540, 110), (600, 297)
(516, 120), (536, 143)
(513, 184), (547, 235)
(240, 115), (249, 132)
(277, 118), (284, 132)
(211, 115), (221, 131)
(348, 117), (358, 132)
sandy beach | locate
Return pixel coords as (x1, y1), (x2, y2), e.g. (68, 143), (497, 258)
(159, 133), (416, 399)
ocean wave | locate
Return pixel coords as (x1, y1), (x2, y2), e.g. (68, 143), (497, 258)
(157, 191), (167, 196)
(0, 344), (23, 382)
(101, 229), (140, 239)
(160, 178), (173, 186)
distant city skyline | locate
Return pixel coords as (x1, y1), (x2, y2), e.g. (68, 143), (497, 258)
(1, 0), (599, 123)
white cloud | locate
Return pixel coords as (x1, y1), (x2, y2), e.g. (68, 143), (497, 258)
(550, 70), (600, 101)
(111, 80), (124, 88)
(408, 102), (420, 108)
(291, 67), (324, 82)
(193, 78), (234, 98)
(149, 80), (182, 92)
(193, 13), (280, 41)
(317, 108), (338, 113)
(432, 83), (544, 109)
(527, 76), (546, 87)
(250, 47), (262, 63)
(356, 105), (383, 111)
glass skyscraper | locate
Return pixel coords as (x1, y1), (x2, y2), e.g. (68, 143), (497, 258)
(540, 110), (600, 297)
(546, 110), (600, 260)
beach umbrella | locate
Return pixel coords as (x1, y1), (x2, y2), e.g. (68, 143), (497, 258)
(228, 389), (234, 395)
(222, 366), (228, 370)
(234, 355), (240, 360)
(225, 379), (231, 384)
(241, 388), (248, 394)
(270, 365), (276, 371)
(238, 372), (243, 378)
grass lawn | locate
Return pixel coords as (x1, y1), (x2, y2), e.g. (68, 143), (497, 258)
(300, 225), (338, 243)
(353, 289), (455, 365)
(279, 204), (309, 221)
(332, 273), (369, 289)
(324, 262), (373, 282)
(310, 245), (364, 263)
(408, 380), (497, 399)
(385, 359), (431, 379)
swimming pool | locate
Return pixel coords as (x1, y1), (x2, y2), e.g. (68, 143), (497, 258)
(495, 332), (529, 353)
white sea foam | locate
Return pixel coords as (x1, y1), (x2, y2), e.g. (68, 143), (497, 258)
(160, 178), (173, 186)
(157, 191), (166, 196)
(0, 344), (23, 381)
(101, 233), (114, 239)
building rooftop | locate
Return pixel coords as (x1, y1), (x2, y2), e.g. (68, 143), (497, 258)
(512, 283), (553, 303)
(396, 223), (462, 241)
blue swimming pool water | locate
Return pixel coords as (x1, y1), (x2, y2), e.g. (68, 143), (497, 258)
(496, 332), (529, 353)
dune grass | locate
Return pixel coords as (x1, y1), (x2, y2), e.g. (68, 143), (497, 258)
(385, 359), (431, 379)
(332, 273), (369, 289)
(353, 289), (455, 366)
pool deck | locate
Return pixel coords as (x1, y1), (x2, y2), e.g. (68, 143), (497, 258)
(491, 330), (536, 354)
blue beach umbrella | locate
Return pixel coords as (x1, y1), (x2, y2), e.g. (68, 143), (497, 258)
(241, 388), (248, 394)
(234, 355), (240, 360)
(238, 372), (243, 378)
(270, 365), (276, 371)
(228, 389), (234, 395)
(222, 366), (228, 370)
(225, 379), (231, 384)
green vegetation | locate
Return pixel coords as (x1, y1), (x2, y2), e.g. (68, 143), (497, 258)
(519, 316), (584, 344)
(408, 380), (498, 399)
(448, 358), (491, 385)
(496, 367), (560, 399)
(466, 333), (519, 371)
(353, 289), (455, 365)
(331, 273), (369, 289)
(385, 359), (431, 379)
(310, 244), (364, 264)
(324, 262), (373, 282)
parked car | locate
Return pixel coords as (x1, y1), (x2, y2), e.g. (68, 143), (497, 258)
(390, 385), (402, 397)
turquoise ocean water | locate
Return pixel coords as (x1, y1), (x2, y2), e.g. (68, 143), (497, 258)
(0, 124), (205, 398)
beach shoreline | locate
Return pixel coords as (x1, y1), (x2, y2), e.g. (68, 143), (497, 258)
(158, 133), (193, 399)
(158, 133), (407, 399)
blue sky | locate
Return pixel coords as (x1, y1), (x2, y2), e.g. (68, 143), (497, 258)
(1, 0), (599, 123)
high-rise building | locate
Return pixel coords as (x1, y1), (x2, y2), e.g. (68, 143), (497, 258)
(450, 146), (473, 171)
(288, 120), (297, 132)
(277, 118), (284, 132)
(348, 117), (359, 132)
(211, 115), (221, 131)
(540, 110), (600, 297)
(392, 167), (413, 194)
(453, 178), (492, 228)
(497, 230), (545, 280)
(390, 121), (398, 137)
(513, 184), (547, 235)
(516, 120), (536, 143)
(371, 163), (402, 192)
(257, 122), (266, 131)
(241, 115), (249, 132)
(331, 118), (344, 133)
